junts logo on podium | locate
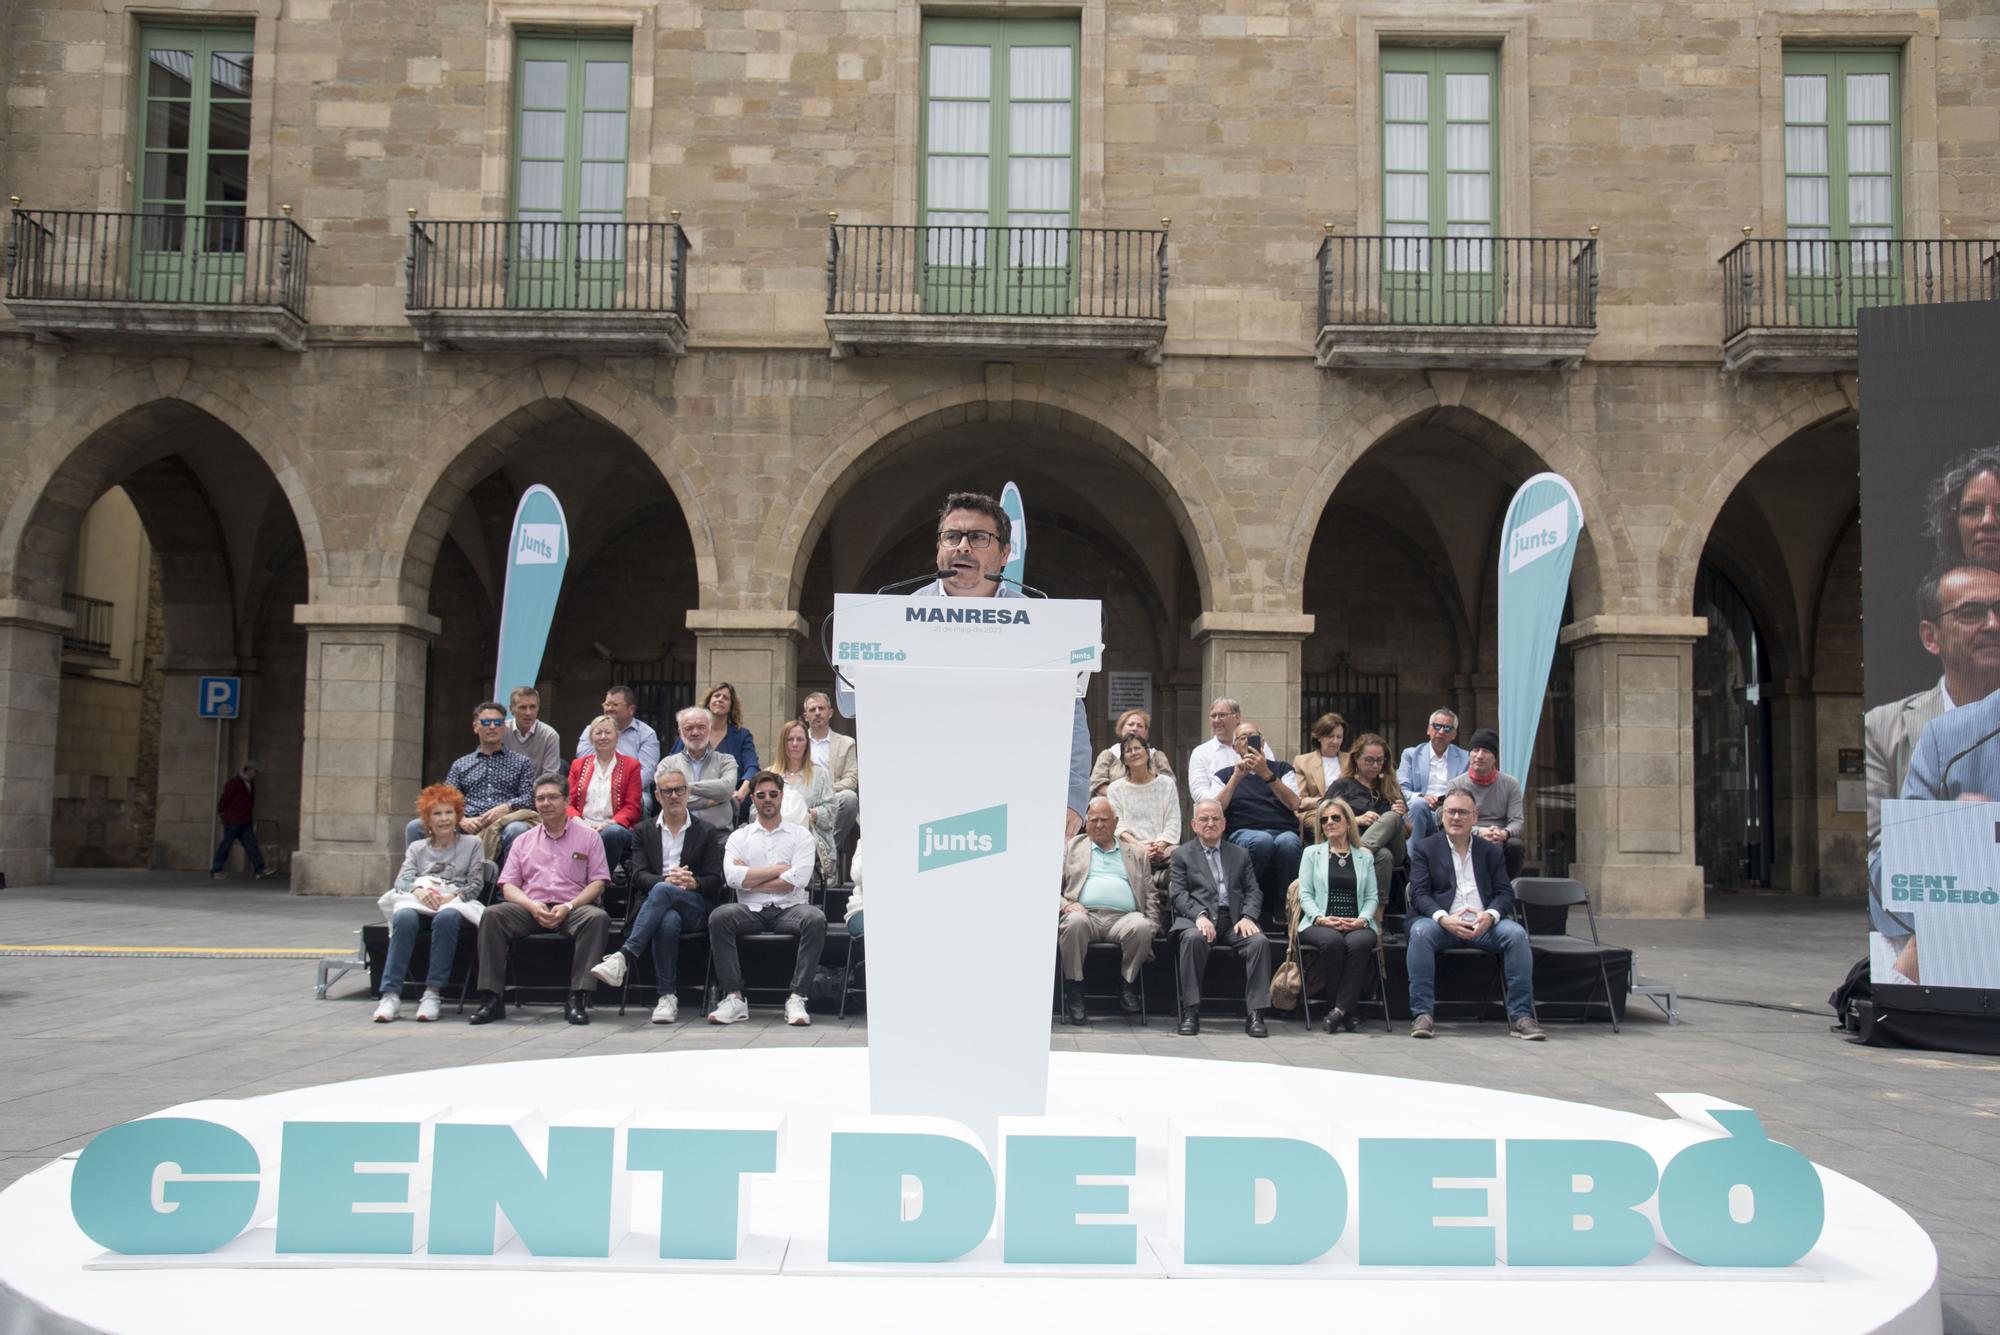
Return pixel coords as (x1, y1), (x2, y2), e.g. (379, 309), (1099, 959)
(918, 804), (1009, 872)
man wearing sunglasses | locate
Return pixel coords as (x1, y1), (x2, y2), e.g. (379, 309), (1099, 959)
(916, 491), (1093, 838)
(1396, 708), (1469, 843)
(404, 701), (538, 867)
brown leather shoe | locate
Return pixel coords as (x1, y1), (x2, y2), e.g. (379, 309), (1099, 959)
(1410, 1013), (1435, 1039)
(1511, 1015), (1546, 1041)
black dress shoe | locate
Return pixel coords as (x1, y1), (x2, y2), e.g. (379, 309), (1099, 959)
(1063, 981), (1089, 1025)
(1323, 1008), (1345, 1034)
(1120, 981), (1142, 1015)
(1245, 1012), (1268, 1038)
(1177, 1013), (1200, 1037)
(468, 994), (505, 1026)
(565, 991), (591, 1025)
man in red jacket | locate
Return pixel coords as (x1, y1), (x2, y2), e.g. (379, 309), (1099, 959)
(211, 762), (276, 880)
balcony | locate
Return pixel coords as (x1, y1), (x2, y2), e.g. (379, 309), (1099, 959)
(5, 206), (314, 351)
(1721, 237), (2000, 372)
(1314, 233), (1598, 370)
(60, 593), (116, 668)
(824, 222), (1168, 363)
(404, 216), (690, 356)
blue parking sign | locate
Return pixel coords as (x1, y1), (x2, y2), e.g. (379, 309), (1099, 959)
(198, 676), (240, 719)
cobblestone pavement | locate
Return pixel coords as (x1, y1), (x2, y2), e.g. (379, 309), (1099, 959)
(1, 872), (1993, 1332)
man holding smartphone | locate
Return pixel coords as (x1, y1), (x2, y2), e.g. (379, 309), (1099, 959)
(1212, 719), (1304, 927)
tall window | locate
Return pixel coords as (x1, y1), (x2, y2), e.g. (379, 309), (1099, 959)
(920, 16), (1078, 309)
(1380, 47), (1497, 276)
(136, 27), (252, 296)
(1783, 49), (1898, 278)
(512, 33), (631, 305)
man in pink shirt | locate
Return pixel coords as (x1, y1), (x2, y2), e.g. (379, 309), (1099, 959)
(470, 775), (611, 1027)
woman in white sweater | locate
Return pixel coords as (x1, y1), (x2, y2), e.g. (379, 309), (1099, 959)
(1106, 735), (1180, 902)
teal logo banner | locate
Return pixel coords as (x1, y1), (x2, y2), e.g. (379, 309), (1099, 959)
(1000, 481), (1027, 590)
(1496, 473), (1584, 785)
(917, 804), (1009, 872)
(493, 484), (570, 706)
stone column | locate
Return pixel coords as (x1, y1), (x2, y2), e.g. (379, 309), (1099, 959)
(1561, 614), (1707, 918)
(0, 601), (69, 887)
(688, 609), (810, 770)
(1191, 612), (1315, 755)
(290, 604), (437, 897)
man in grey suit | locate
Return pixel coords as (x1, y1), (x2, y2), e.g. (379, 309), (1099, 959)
(1865, 563), (2000, 854)
(1168, 798), (1274, 1038)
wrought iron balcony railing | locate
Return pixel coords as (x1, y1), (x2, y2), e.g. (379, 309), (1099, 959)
(1316, 233), (1598, 330)
(1720, 237), (2000, 343)
(404, 217), (689, 318)
(60, 593), (114, 658)
(826, 223), (1168, 320)
(6, 208), (313, 318)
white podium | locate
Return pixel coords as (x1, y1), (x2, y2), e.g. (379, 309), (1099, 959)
(833, 592), (1102, 1146)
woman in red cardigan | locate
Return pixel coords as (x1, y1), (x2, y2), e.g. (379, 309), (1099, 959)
(568, 714), (644, 872)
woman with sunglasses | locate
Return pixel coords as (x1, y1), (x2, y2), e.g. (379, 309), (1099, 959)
(1295, 796), (1379, 1033)
(1329, 732), (1407, 893)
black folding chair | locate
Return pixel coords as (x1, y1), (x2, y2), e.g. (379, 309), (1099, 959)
(1512, 876), (1620, 1032)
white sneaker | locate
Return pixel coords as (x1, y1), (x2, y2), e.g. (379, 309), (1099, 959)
(416, 991), (442, 1022)
(784, 994), (811, 1027)
(589, 952), (629, 988)
(651, 995), (679, 1024)
(708, 993), (750, 1025)
(372, 994), (401, 1023)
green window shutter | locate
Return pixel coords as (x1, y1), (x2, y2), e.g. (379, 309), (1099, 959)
(1782, 48), (1899, 248)
(512, 33), (632, 228)
(920, 15), (1079, 242)
(136, 26), (254, 241)
(1381, 46), (1497, 272)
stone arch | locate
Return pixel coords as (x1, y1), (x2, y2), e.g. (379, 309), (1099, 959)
(1657, 382), (1856, 615)
(1278, 380), (1628, 619)
(764, 379), (1234, 613)
(389, 361), (720, 610)
(0, 365), (324, 608)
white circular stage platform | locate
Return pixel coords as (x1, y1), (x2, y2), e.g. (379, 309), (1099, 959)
(0, 1049), (1941, 1334)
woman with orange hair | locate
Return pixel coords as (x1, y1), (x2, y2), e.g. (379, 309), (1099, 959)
(373, 783), (483, 1024)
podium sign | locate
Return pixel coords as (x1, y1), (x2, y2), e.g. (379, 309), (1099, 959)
(834, 593), (1102, 1146)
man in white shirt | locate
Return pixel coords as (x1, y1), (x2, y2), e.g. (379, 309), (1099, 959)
(1404, 788), (1542, 1041)
(658, 706), (739, 831)
(1396, 708), (1470, 843)
(802, 690), (860, 851)
(1186, 697), (1274, 805)
(708, 769), (825, 1026)
(501, 685), (564, 785)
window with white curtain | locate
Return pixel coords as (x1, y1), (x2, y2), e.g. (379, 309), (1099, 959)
(1380, 47), (1497, 274)
(513, 33), (631, 260)
(1782, 49), (1898, 276)
(922, 17), (1078, 268)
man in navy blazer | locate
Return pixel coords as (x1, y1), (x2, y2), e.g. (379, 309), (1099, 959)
(587, 767), (726, 1023)
(1404, 787), (1543, 1040)
(1168, 799), (1275, 1038)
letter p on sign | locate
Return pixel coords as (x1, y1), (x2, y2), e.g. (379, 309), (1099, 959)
(198, 676), (241, 719)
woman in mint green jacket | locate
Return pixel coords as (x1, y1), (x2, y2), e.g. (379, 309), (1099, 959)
(1295, 797), (1380, 1033)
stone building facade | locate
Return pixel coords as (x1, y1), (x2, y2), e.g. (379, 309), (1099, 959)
(3, 0), (1991, 911)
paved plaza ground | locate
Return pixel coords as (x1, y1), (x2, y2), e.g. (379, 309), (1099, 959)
(1, 871), (1994, 1332)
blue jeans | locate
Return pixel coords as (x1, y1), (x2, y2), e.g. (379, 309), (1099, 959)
(1406, 797), (1440, 843)
(596, 822), (632, 872)
(1224, 827), (1303, 920)
(380, 906), (462, 995)
(622, 883), (708, 993)
(211, 823), (265, 875)
(1405, 915), (1536, 1020)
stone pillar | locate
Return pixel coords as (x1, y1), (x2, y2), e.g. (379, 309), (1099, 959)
(1814, 687), (1866, 898)
(688, 609), (810, 769)
(1765, 676), (1817, 896)
(153, 658), (242, 871)
(290, 604), (437, 897)
(1562, 615), (1707, 918)
(1191, 612), (1315, 755)
(0, 601), (69, 887)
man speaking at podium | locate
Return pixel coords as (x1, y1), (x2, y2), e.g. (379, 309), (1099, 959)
(922, 492), (1092, 837)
